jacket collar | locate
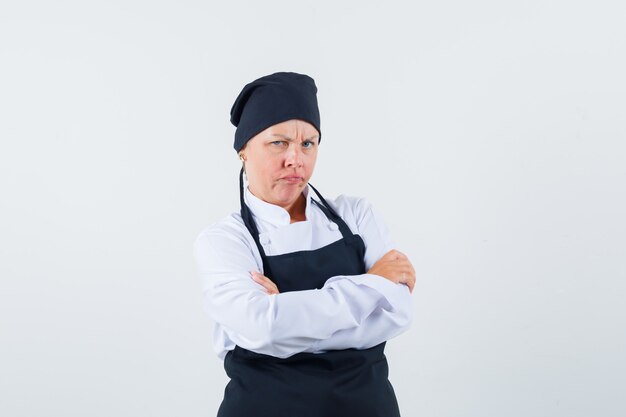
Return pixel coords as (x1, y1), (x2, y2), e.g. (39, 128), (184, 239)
(244, 184), (314, 227)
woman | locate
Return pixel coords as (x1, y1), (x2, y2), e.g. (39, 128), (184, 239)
(194, 71), (416, 417)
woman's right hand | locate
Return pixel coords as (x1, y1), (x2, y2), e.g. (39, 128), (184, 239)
(367, 249), (416, 293)
(251, 271), (280, 295)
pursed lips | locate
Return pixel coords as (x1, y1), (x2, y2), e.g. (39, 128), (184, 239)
(280, 176), (304, 183)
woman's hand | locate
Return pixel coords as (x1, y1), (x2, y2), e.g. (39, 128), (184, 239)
(367, 249), (416, 293)
(251, 271), (280, 295)
(251, 248), (416, 295)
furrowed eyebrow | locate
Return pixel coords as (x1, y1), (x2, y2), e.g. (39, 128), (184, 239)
(270, 134), (293, 141)
(270, 133), (319, 141)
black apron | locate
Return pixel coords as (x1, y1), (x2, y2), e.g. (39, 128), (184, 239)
(216, 170), (401, 417)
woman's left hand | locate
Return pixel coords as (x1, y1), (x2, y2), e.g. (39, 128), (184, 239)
(251, 271), (280, 294)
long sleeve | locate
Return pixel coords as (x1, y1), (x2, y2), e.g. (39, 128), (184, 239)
(312, 196), (413, 351)
(194, 189), (414, 359)
(194, 225), (409, 359)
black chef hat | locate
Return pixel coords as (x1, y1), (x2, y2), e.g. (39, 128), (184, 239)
(230, 71), (321, 152)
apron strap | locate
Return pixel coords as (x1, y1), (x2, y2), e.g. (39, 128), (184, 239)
(239, 167), (273, 278)
(239, 169), (356, 274)
(308, 183), (355, 239)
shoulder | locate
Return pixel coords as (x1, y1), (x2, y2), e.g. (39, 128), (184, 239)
(193, 212), (262, 285)
(193, 212), (255, 260)
(316, 193), (384, 238)
(323, 194), (377, 224)
(195, 212), (243, 242)
(322, 193), (395, 266)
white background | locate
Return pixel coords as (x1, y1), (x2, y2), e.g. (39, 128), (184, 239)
(1, 1), (625, 416)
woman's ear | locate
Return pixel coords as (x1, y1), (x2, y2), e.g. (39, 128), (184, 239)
(238, 151), (247, 175)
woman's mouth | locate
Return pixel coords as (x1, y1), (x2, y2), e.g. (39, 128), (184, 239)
(281, 176), (303, 184)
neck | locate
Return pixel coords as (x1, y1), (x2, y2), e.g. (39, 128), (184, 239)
(246, 185), (307, 223)
(286, 193), (307, 223)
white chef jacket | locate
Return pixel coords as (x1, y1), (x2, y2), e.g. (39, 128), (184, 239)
(193, 184), (413, 360)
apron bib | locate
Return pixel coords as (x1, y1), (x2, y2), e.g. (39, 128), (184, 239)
(216, 171), (401, 417)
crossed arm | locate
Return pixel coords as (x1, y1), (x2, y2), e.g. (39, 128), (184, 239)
(193, 197), (416, 358)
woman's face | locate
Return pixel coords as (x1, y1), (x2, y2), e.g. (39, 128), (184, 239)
(241, 119), (320, 210)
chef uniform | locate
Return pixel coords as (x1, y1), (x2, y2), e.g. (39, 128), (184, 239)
(193, 72), (413, 416)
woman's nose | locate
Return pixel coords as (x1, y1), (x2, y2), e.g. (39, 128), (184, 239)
(285, 144), (303, 167)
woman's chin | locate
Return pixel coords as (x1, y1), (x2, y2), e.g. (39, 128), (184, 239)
(272, 188), (302, 206)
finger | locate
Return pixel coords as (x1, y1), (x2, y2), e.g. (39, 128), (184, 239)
(256, 277), (277, 294)
(403, 271), (415, 291)
(256, 274), (277, 293)
(383, 250), (398, 261)
(251, 272), (280, 294)
(402, 256), (415, 272)
(400, 272), (414, 293)
(391, 250), (407, 260)
(400, 269), (415, 293)
(401, 264), (415, 280)
(267, 280), (279, 294)
(250, 271), (270, 288)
